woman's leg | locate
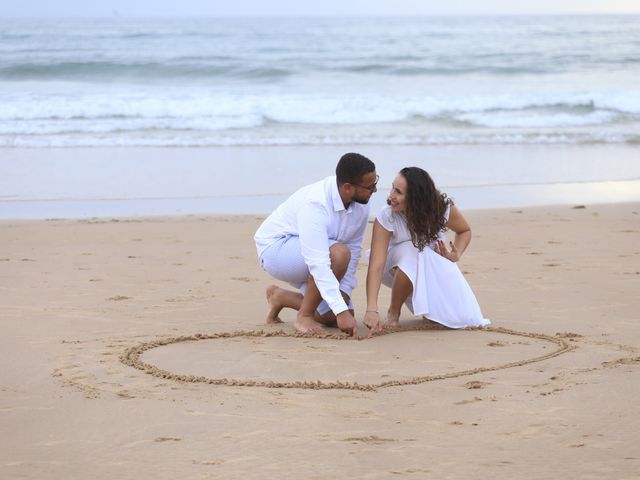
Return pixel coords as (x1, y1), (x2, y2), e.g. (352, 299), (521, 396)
(386, 267), (413, 327)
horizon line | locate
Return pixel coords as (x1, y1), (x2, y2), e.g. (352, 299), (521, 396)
(3, 12), (640, 20)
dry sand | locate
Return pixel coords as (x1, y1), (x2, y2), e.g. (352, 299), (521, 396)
(1, 203), (639, 479)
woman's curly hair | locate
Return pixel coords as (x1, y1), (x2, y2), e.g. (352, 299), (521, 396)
(398, 167), (451, 252)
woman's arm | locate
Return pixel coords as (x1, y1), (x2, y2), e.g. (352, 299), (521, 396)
(435, 203), (471, 262)
(363, 220), (392, 337)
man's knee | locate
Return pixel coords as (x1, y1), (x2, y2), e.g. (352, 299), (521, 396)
(329, 243), (351, 270)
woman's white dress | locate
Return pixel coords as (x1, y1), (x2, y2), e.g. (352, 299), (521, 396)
(375, 204), (490, 329)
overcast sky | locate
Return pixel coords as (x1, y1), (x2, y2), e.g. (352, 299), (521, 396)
(3, 0), (640, 18)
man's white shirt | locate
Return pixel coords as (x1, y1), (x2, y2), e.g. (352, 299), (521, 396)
(254, 176), (370, 315)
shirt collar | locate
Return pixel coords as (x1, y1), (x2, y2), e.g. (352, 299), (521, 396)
(330, 176), (350, 213)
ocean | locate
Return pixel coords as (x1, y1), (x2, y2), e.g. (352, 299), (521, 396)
(1, 15), (640, 148)
(1, 16), (639, 218)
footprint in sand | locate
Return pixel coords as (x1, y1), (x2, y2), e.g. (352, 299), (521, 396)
(107, 295), (132, 301)
(193, 459), (225, 465)
(343, 435), (395, 445)
(455, 396), (483, 405)
(465, 381), (491, 389)
(390, 468), (431, 475)
(164, 295), (202, 303)
(154, 437), (181, 442)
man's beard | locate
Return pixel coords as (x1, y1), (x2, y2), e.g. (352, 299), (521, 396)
(352, 194), (371, 205)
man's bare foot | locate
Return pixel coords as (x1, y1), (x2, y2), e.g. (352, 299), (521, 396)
(383, 309), (401, 330)
(265, 285), (284, 324)
(294, 313), (326, 335)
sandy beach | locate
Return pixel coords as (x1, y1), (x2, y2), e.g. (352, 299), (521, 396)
(1, 202), (639, 479)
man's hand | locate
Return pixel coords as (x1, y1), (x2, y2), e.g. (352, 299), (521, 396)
(336, 310), (358, 338)
(363, 311), (383, 339)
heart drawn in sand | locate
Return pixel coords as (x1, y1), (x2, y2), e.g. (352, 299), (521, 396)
(120, 326), (574, 392)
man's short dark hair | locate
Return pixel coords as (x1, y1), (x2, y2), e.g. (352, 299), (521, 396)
(336, 153), (375, 186)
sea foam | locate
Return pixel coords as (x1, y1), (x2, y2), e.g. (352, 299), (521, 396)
(1, 16), (639, 147)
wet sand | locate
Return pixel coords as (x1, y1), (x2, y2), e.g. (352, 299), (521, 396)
(2, 144), (640, 219)
(1, 203), (639, 479)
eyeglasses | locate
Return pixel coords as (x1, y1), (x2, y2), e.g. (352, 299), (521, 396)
(351, 175), (379, 192)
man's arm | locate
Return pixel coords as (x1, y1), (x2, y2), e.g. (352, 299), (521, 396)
(297, 203), (349, 315)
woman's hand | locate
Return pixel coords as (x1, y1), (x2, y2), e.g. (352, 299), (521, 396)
(435, 239), (460, 262)
(363, 311), (383, 338)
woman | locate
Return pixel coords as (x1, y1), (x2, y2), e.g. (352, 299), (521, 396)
(364, 167), (489, 336)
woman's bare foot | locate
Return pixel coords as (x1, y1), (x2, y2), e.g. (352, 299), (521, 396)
(294, 313), (326, 335)
(422, 316), (448, 329)
(383, 309), (401, 330)
(265, 285), (284, 324)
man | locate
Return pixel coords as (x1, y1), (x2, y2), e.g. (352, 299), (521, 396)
(254, 153), (378, 336)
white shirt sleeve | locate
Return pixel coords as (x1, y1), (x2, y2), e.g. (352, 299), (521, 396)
(297, 201), (349, 315)
(376, 205), (395, 232)
(443, 201), (452, 223)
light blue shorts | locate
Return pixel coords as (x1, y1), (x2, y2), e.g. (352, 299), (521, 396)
(259, 235), (353, 316)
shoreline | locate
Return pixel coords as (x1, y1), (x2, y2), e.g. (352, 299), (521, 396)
(0, 198), (638, 224)
(2, 143), (639, 219)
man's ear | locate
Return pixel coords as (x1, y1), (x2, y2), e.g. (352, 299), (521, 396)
(340, 182), (354, 195)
